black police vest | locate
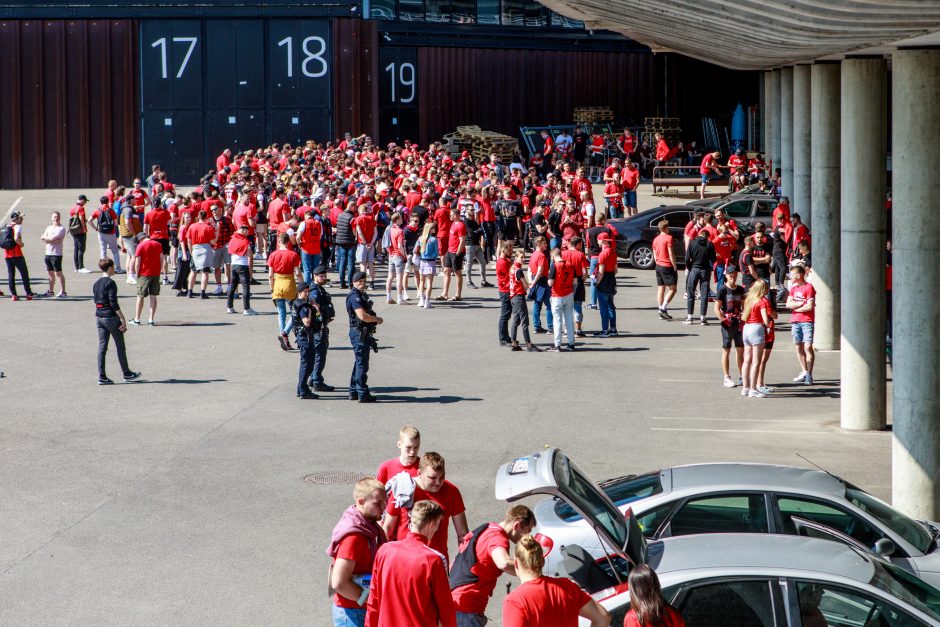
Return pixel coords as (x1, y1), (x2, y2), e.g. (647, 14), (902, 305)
(448, 523), (492, 590)
(291, 299), (320, 335)
(311, 284), (335, 324)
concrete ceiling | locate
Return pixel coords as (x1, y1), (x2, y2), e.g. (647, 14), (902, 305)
(541, 0), (940, 70)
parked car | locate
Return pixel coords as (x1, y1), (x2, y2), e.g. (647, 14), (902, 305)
(531, 462), (940, 588)
(610, 193), (779, 269)
(493, 449), (940, 627)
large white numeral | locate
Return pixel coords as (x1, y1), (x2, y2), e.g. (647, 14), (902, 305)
(151, 36), (198, 79)
(385, 62), (416, 104)
(279, 35), (327, 79)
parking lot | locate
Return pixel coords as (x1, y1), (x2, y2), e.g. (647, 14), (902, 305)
(0, 187), (890, 625)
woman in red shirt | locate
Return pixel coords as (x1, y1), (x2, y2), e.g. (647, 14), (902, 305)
(741, 280), (772, 398)
(624, 565), (685, 627)
(503, 535), (610, 627)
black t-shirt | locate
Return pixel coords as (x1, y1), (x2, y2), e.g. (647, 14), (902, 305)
(92, 276), (120, 318)
(739, 250), (756, 288)
(495, 200), (522, 220)
(752, 236), (773, 281)
(772, 231), (788, 256)
(573, 132), (590, 159)
(717, 283), (745, 325)
(411, 206), (429, 230)
(547, 210), (563, 236)
(586, 225), (613, 256)
(463, 217), (483, 246)
(403, 225), (421, 255)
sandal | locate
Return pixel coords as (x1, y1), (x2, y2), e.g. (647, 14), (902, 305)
(448, 296), (462, 302)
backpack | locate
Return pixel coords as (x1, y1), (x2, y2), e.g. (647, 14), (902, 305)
(98, 209), (115, 235)
(0, 224), (16, 250)
(68, 214), (84, 236)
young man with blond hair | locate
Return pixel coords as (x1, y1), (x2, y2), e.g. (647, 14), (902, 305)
(376, 425), (421, 484)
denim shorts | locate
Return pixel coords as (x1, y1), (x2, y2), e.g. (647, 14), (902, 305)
(792, 321), (814, 344)
(743, 322), (765, 346)
(332, 604), (365, 627)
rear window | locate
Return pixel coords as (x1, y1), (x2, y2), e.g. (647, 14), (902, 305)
(555, 471), (663, 521)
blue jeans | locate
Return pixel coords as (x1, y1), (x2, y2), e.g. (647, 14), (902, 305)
(332, 605), (366, 627)
(532, 293), (553, 330)
(714, 262), (726, 288)
(597, 290), (616, 332)
(274, 298), (293, 334)
(623, 189), (637, 209)
(589, 256), (599, 306)
(301, 252), (321, 284)
(336, 245), (356, 286)
(349, 328), (371, 396)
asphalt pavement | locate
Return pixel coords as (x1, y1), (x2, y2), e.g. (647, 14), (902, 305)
(0, 186), (890, 625)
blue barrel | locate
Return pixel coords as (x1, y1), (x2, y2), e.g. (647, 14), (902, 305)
(731, 103), (746, 150)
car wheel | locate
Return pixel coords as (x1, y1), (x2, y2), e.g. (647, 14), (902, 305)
(630, 243), (655, 269)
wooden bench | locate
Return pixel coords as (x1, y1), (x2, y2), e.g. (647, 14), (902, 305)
(652, 165), (727, 195)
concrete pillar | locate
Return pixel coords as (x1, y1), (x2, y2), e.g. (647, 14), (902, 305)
(810, 62), (841, 351)
(770, 69), (781, 172)
(840, 57), (886, 431)
(792, 64), (812, 227)
(892, 48), (940, 520)
(780, 67), (794, 198)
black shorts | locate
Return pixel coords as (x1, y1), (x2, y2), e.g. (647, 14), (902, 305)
(443, 251), (465, 270)
(721, 323), (744, 349)
(44, 255), (63, 272)
(497, 219), (518, 242)
(169, 230), (180, 249)
(765, 340), (775, 350)
(155, 238), (170, 256)
(655, 265), (678, 286)
(590, 153), (604, 166)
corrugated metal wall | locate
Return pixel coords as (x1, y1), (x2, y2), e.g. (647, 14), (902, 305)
(333, 18), (379, 141)
(416, 47), (657, 147)
(0, 19), (139, 189)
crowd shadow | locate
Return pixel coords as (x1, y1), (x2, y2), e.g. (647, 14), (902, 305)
(766, 381), (841, 399)
(154, 321), (236, 327)
(132, 378), (227, 385)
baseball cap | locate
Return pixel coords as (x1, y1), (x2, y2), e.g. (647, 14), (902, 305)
(597, 233), (610, 241)
(9, 211), (22, 220)
(352, 271), (367, 283)
(77, 194), (88, 201)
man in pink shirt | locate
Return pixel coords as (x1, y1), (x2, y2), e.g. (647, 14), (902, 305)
(786, 264), (816, 385)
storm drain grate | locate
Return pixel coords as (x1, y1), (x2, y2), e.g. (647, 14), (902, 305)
(304, 471), (370, 485)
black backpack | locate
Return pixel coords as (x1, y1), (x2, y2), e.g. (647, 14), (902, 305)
(98, 209), (115, 235)
(0, 224), (16, 250)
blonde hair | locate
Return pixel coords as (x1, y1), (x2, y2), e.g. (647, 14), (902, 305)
(742, 280), (769, 321)
(399, 424), (420, 441)
(420, 222), (435, 250)
(353, 477), (384, 502)
(514, 534), (545, 573)
(409, 500), (444, 531)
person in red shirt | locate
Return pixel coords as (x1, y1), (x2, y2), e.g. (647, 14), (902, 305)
(328, 478), (388, 627)
(654, 132), (672, 164)
(727, 149), (747, 191)
(623, 564), (685, 627)
(352, 205), (378, 288)
(547, 247), (576, 351)
(495, 242), (514, 346)
(699, 150), (722, 199)
(712, 222), (738, 287)
(595, 233), (618, 336)
(296, 210), (323, 284)
(540, 130), (555, 177)
(786, 264), (817, 386)
(741, 279), (773, 398)
(215, 148), (232, 174)
(366, 500), (457, 627)
(603, 174), (624, 219)
(129, 179), (150, 211)
(268, 232), (302, 351)
(383, 452), (468, 562)
(131, 234), (163, 325)
(383, 212), (408, 305)
(620, 160), (641, 216)
(561, 236), (589, 337)
(450, 505), (536, 624)
(773, 197), (791, 230)
(440, 206), (466, 302)
(184, 210), (218, 300)
(3, 212), (32, 300)
(502, 535), (610, 627)
(652, 220), (678, 319)
(506, 250), (540, 352)
(375, 424), (421, 485)
(143, 202), (171, 284)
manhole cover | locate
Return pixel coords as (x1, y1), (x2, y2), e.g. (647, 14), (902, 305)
(304, 471), (370, 485)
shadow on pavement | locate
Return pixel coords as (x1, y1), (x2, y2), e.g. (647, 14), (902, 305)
(374, 394), (482, 404)
(154, 321), (236, 327)
(622, 332), (697, 338)
(133, 378), (228, 385)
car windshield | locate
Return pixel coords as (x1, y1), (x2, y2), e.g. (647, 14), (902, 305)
(870, 559), (940, 620)
(552, 452), (628, 552)
(845, 487), (933, 553)
(555, 471), (663, 522)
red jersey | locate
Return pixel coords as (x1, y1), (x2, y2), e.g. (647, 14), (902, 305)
(624, 606), (685, 627)
(267, 249), (301, 275)
(69, 205), (87, 234)
(598, 246), (617, 272)
(713, 233), (737, 264)
(352, 214), (377, 245)
(267, 198), (289, 228)
(365, 532), (457, 627)
(549, 259), (576, 298)
(652, 233), (674, 268)
(386, 481), (465, 559)
(298, 218), (322, 255)
(144, 208), (170, 240)
(135, 238), (163, 277)
(528, 249), (548, 279)
(448, 221), (466, 254)
(502, 577), (591, 627)
(561, 248), (588, 277)
(495, 257), (512, 293)
(789, 282), (816, 323)
(621, 167), (640, 191)
(375, 458), (419, 485)
(187, 222), (216, 245)
(451, 523), (510, 614)
(509, 262), (526, 297)
(386, 224), (405, 258)
(434, 208), (452, 246)
(655, 139), (670, 162)
(232, 203), (256, 229)
(745, 296), (772, 324)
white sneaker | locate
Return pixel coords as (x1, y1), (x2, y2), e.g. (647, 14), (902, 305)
(397, 297), (405, 305)
(723, 376), (736, 388)
(226, 307), (236, 314)
(243, 308), (258, 316)
(757, 385), (774, 395)
(424, 301), (432, 309)
(126, 277), (137, 285)
(683, 316), (693, 325)
(213, 286), (223, 295)
(402, 293), (410, 301)
(741, 388), (749, 396)
(793, 371), (808, 382)
(749, 390), (767, 398)
(78, 268), (92, 274)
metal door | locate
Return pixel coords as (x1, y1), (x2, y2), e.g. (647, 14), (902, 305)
(206, 20), (264, 109)
(142, 110), (204, 182)
(378, 46), (419, 145)
(206, 110), (265, 162)
(268, 109), (331, 147)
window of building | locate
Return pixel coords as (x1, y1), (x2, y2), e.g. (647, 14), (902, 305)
(502, 0), (525, 26)
(477, 0), (500, 24)
(399, 0), (426, 21)
(426, 0), (451, 22)
(524, 0), (548, 26)
(370, 0), (397, 19)
(451, 0), (476, 23)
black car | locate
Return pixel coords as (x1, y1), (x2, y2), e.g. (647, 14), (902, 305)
(611, 193), (780, 269)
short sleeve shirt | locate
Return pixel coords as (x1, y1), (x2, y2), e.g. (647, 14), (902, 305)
(652, 233), (674, 268)
(502, 577), (591, 627)
(789, 282), (816, 323)
(333, 534), (373, 609)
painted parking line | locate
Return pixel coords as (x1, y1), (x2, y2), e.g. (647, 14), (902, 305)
(650, 427), (888, 436)
(651, 416), (821, 423)
(658, 379), (714, 383)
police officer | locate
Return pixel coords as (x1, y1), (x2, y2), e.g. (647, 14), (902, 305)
(291, 281), (320, 399)
(307, 265), (335, 392)
(346, 271), (383, 403)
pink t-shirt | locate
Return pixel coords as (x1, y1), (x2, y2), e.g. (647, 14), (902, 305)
(790, 282), (816, 323)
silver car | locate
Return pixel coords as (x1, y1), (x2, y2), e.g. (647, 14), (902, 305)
(531, 463), (940, 588)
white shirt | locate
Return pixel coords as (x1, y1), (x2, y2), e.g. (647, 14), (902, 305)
(42, 224), (66, 256)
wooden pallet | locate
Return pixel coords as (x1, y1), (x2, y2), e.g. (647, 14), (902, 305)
(574, 106), (614, 124)
(446, 126), (518, 161)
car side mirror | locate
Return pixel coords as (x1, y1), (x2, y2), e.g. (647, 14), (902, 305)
(874, 538), (896, 557)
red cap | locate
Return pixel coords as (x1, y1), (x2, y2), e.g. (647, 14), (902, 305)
(461, 150), (470, 157)
(597, 233), (610, 241)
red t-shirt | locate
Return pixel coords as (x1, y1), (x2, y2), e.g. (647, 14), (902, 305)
(299, 218), (322, 255)
(561, 249), (588, 276)
(624, 605), (685, 627)
(495, 257), (512, 293)
(448, 221), (466, 254)
(386, 481), (465, 559)
(745, 296), (772, 324)
(434, 208), (452, 247)
(528, 249), (548, 279)
(700, 154), (717, 175)
(333, 534), (374, 609)
(620, 167), (640, 191)
(267, 249), (301, 275)
(375, 458), (419, 485)
(69, 205), (87, 234)
(598, 246), (617, 272)
(502, 577), (591, 627)
(144, 208), (170, 240)
(684, 221), (700, 241)
(353, 214), (377, 245)
(232, 203), (256, 229)
(187, 222), (216, 245)
(713, 233), (737, 264)
(267, 198), (288, 227)
(652, 233), (674, 268)
(789, 282), (816, 323)
(451, 523), (510, 613)
(136, 239), (163, 277)
(549, 259), (576, 298)
(509, 262), (526, 297)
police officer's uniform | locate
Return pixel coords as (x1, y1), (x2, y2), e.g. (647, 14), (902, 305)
(291, 282), (320, 399)
(307, 266), (335, 391)
(346, 272), (375, 402)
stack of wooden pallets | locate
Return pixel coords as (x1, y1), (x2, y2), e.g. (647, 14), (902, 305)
(442, 125), (519, 162)
(643, 116), (682, 144)
(573, 107), (614, 125)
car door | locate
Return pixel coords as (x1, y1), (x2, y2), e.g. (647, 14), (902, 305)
(670, 578), (786, 627)
(656, 493), (771, 539)
(789, 580), (932, 627)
